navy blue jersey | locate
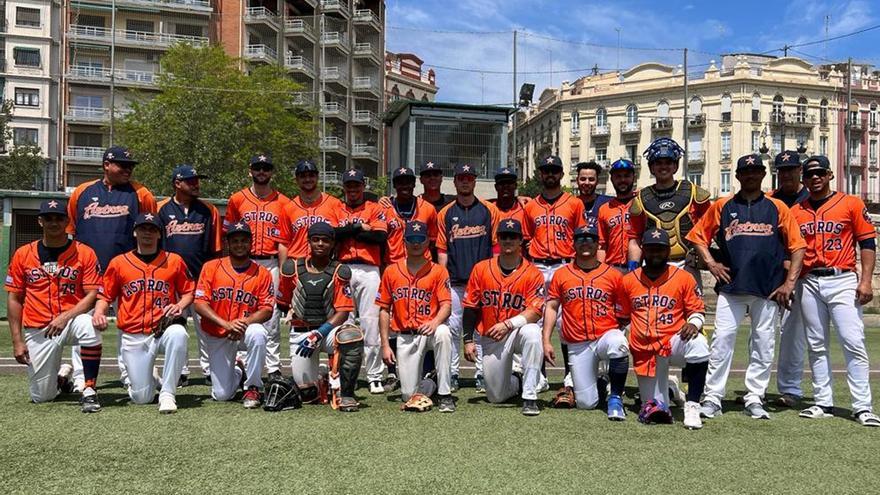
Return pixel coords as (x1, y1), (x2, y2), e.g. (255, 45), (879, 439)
(157, 197), (222, 278)
(436, 198), (498, 284)
(771, 187), (809, 208)
(582, 193), (613, 223)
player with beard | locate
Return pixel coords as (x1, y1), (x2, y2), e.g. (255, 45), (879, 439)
(279, 160), (344, 265)
(575, 161), (613, 222)
(597, 159), (638, 271)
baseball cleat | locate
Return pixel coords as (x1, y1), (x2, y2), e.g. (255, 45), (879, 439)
(177, 374), (189, 388)
(699, 400), (722, 419)
(667, 375), (685, 408)
(338, 396), (359, 412)
(775, 393), (801, 408)
(57, 364), (74, 394)
(607, 394), (625, 421)
(80, 392), (102, 414)
(683, 401), (703, 430)
(854, 410), (880, 427)
(522, 399), (540, 416)
(369, 381), (384, 394)
(383, 373), (400, 393)
(204, 374), (212, 386)
(537, 374), (550, 394)
(475, 374), (486, 394)
(450, 374), (460, 393)
(242, 386), (262, 409)
(799, 405), (833, 419)
(158, 395), (177, 414)
(744, 403), (770, 420)
(438, 395), (456, 413)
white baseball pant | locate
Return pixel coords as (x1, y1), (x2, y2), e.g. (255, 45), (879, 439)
(448, 283), (482, 377)
(395, 325), (453, 400)
(703, 292), (779, 408)
(535, 262), (567, 386)
(800, 272), (873, 412)
(120, 326), (188, 404)
(23, 314), (101, 403)
(776, 293), (806, 397)
(289, 326), (343, 384)
(478, 323), (547, 403)
(204, 324), (267, 401)
(346, 264), (382, 383)
(566, 330), (629, 409)
(73, 301), (121, 389)
(637, 333), (710, 404)
(181, 306), (211, 377)
(254, 258), (282, 374)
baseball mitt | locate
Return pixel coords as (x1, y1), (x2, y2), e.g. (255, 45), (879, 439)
(401, 393), (433, 412)
(152, 314), (185, 339)
(638, 399), (674, 424)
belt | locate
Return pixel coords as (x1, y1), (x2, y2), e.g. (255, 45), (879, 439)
(397, 329), (421, 335)
(533, 258), (570, 265)
(343, 259), (374, 266)
(291, 323), (323, 332)
(251, 255), (275, 260)
(809, 268), (852, 277)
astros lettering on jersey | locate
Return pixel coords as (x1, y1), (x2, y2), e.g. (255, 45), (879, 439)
(279, 193), (344, 260)
(195, 258), (275, 338)
(224, 188), (291, 257)
(375, 260), (452, 331)
(462, 258), (546, 333)
(791, 192), (876, 273)
(383, 198), (438, 265)
(523, 192), (586, 260)
(547, 263), (625, 343)
(336, 201), (388, 266)
(597, 197), (635, 265)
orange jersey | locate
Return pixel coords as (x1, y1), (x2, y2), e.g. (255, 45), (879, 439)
(597, 196), (635, 265)
(5, 241), (101, 328)
(383, 197), (438, 265)
(195, 258), (275, 338)
(462, 258), (545, 335)
(490, 198), (528, 231)
(99, 251), (195, 335)
(547, 262), (625, 343)
(791, 192), (877, 273)
(275, 259), (355, 320)
(280, 193), (344, 260)
(523, 192), (586, 259)
(224, 188), (291, 257)
(620, 267), (705, 377)
(376, 260), (451, 332)
(336, 201), (387, 266)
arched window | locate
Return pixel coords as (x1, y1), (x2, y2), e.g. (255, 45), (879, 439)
(571, 111), (580, 134)
(752, 93), (761, 122)
(797, 96), (808, 123)
(851, 102), (861, 127)
(626, 104), (638, 124)
(721, 93), (732, 122)
(596, 107), (607, 127)
(871, 102), (878, 128)
(421, 95), (429, 102)
(772, 95), (784, 122)
(689, 96), (702, 116)
(657, 100), (669, 118)
(820, 98), (829, 125)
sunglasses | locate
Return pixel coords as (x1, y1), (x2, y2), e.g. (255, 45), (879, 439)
(574, 236), (598, 244)
(803, 169), (829, 179)
(251, 164), (274, 172)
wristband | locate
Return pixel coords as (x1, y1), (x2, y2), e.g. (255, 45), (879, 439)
(507, 315), (528, 330)
(317, 322), (334, 338)
(627, 261), (640, 272)
(687, 314), (705, 332)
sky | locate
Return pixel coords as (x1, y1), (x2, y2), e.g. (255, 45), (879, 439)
(385, 0), (880, 106)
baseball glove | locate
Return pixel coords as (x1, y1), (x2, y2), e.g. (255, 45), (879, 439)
(401, 393), (433, 412)
(551, 386), (576, 408)
(152, 314), (185, 339)
(638, 399), (674, 424)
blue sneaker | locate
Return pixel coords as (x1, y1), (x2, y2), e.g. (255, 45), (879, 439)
(607, 394), (625, 421)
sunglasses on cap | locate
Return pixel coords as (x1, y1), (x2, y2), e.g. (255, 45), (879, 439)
(803, 169), (829, 179)
(251, 163), (274, 172)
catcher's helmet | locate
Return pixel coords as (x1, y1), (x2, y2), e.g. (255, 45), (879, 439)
(263, 377), (303, 412)
(610, 158), (635, 171)
(643, 137), (683, 165)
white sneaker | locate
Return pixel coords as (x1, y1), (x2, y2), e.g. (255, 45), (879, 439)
(58, 363), (73, 381)
(744, 402), (771, 420)
(536, 374), (550, 394)
(369, 381), (384, 394)
(684, 401), (703, 430)
(668, 375), (685, 408)
(563, 372), (573, 388)
(158, 394), (177, 414)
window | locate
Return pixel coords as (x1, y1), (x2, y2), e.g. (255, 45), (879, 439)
(720, 171), (731, 194)
(174, 24), (203, 37)
(126, 19), (155, 33)
(721, 131), (731, 160)
(752, 131), (761, 153)
(16, 7), (41, 28)
(850, 172), (861, 195)
(721, 93), (732, 122)
(625, 104), (638, 124)
(871, 103), (878, 128)
(657, 100), (669, 117)
(820, 99), (828, 125)
(78, 15), (105, 28)
(571, 111), (580, 135)
(870, 140), (877, 163)
(13, 128), (38, 146)
(772, 132), (783, 153)
(820, 135), (828, 156)
(595, 147), (607, 163)
(850, 103), (860, 127)
(73, 95), (103, 108)
(851, 138), (860, 156)
(689, 96), (702, 117)
(796, 131), (809, 152)
(687, 172), (702, 186)
(797, 96), (808, 122)
(405, 90), (415, 99)
(13, 47), (40, 67)
(772, 95), (784, 122)
(390, 86), (399, 102)
(752, 93), (761, 122)
(596, 107), (607, 127)
(14, 88), (39, 107)
(71, 132), (103, 147)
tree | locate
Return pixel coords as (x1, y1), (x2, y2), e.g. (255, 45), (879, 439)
(117, 44), (318, 199)
(0, 100), (45, 190)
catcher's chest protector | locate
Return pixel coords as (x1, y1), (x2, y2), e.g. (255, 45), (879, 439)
(291, 259), (339, 326)
(635, 181), (696, 260)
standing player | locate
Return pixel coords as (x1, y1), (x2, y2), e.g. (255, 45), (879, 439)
(157, 164), (222, 386)
(575, 161), (612, 221)
(279, 159), (343, 263)
(620, 229), (711, 430)
(489, 167), (529, 225)
(5, 200), (103, 412)
(382, 166), (437, 265)
(334, 169), (388, 394)
(92, 213), (193, 413)
(437, 163), (499, 391)
(193, 222), (271, 408)
(419, 161), (454, 212)
(791, 156), (879, 426)
(597, 159), (638, 271)
(771, 151), (811, 407)
(543, 224), (629, 419)
(687, 154), (806, 420)
(224, 154), (290, 382)
(462, 219), (547, 416)
(378, 221), (454, 411)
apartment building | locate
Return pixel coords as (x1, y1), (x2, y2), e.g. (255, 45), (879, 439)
(385, 50), (437, 104)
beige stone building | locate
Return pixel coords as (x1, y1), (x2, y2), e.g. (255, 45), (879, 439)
(384, 51), (437, 104)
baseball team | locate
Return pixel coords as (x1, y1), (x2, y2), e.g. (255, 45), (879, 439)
(6, 136), (879, 430)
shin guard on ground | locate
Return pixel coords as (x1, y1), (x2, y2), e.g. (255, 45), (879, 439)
(331, 323), (364, 407)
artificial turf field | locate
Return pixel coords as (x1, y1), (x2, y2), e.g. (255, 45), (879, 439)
(0, 322), (879, 494)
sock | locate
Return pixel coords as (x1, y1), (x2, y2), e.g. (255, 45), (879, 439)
(608, 356), (629, 397)
(422, 349), (436, 377)
(684, 360), (708, 403)
(561, 343), (571, 374)
(80, 344), (102, 390)
(387, 337), (398, 376)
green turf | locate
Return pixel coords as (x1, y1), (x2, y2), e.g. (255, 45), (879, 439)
(0, 323), (879, 494)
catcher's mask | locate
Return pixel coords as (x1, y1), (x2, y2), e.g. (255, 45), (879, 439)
(263, 377), (303, 412)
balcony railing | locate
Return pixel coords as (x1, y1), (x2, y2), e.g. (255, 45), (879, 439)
(64, 146), (104, 161)
(319, 136), (348, 153)
(68, 25), (209, 47)
(285, 55), (315, 74)
(320, 31), (350, 51)
(104, 0), (212, 11)
(68, 65), (158, 85)
(291, 92), (314, 106)
(320, 0), (350, 17)
(621, 121), (641, 134)
(687, 113), (706, 127)
(770, 110), (786, 125)
(67, 106), (110, 121)
(687, 150), (706, 163)
(352, 143), (378, 160)
(353, 9), (380, 27)
(244, 44), (277, 61)
(321, 101), (346, 117)
(790, 113), (816, 127)
(352, 76), (376, 91)
(321, 170), (371, 188)
(849, 156), (866, 167)
(322, 66), (349, 83)
(245, 6), (278, 23)
(850, 118), (864, 130)
(352, 110), (377, 126)
(284, 18), (315, 38)
(591, 124), (610, 137)
(651, 117), (673, 130)
(353, 42), (377, 58)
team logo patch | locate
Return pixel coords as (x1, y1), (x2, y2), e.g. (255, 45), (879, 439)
(536, 285), (546, 298)
(343, 284), (352, 297)
(195, 289), (205, 298)
(5, 275), (12, 284)
(695, 286), (703, 298)
(42, 262), (58, 275)
(863, 208), (872, 222)
(659, 201), (675, 210)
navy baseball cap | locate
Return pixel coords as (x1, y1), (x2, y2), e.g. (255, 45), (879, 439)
(494, 167), (517, 181)
(226, 221), (252, 237)
(803, 155), (831, 172)
(419, 161), (442, 175)
(641, 228), (670, 247)
(404, 221), (428, 243)
(342, 168), (365, 184)
(392, 166), (416, 182)
(539, 155), (564, 171)
(295, 159), (318, 175)
(573, 224), (600, 241)
(774, 150), (802, 169)
(133, 212), (161, 230)
(307, 221), (335, 239)
(38, 199), (67, 217)
(736, 154), (765, 171)
(497, 218), (523, 237)
(103, 146), (138, 165)
(171, 164), (208, 183)
(454, 163), (478, 177)
(249, 154), (273, 168)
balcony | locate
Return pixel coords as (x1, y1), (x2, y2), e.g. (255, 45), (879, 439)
(621, 120), (641, 135)
(284, 18), (316, 42)
(353, 42), (380, 62)
(353, 9), (381, 31)
(66, 106), (110, 124)
(322, 66), (349, 86)
(770, 110), (786, 126)
(789, 113), (816, 128)
(352, 76), (379, 95)
(319, 136), (348, 153)
(320, 170), (372, 188)
(320, 32), (350, 53)
(352, 110), (379, 128)
(245, 6), (279, 29)
(64, 146), (104, 163)
(321, 101), (347, 121)
(850, 118), (864, 131)
(67, 25), (209, 49)
(67, 65), (158, 87)
(591, 124), (610, 137)
(291, 92), (314, 106)
(89, 0), (212, 13)
(651, 117), (673, 132)
(849, 156), (867, 168)
(285, 55), (315, 78)
(871, 120), (880, 132)
(687, 113), (706, 128)
(720, 151), (732, 162)
(244, 44), (277, 63)
(320, 0), (351, 18)
(352, 143), (379, 161)
(687, 150), (706, 164)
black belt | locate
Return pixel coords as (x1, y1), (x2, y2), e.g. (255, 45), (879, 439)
(809, 268), (852, 277)
(344, 259), (373, 265)
(291, 324), (322, 332)
(251, 255), (275, 260)
(397, 329), (420, 335)
(533, 258), (570, 265)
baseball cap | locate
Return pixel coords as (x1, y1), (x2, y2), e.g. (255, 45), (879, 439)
(404, 221), (428, 243)
(454, 163), (478, 177)
(249, 154), (273, 168)
(803, 155), (831, 173)
(225, 221), (252, 237)
(419, 161), (442, 175)
(171, 164), (208, 183)
(774, 150), (802, 169)
(133, 212), (161, 230)
(307, 221), (335, 239)
(494, 167), (517, 181)
(497, 218), (523, 237)
(392, 166), (416, 182)
(103, 146), (138, 166)
(342, 168), (365, 184)
(736, 154), (765, 171)
(641, 228), (670, 247)
(573, 224), (600, 241)
(538, 155), (564, 171)
(38, 199), (67, 217)
(295, 159), (319, 175)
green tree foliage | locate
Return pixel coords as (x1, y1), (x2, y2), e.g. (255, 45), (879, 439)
(0, 100), (45, 190)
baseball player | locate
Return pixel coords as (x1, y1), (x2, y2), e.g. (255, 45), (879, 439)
(543, 224), (629, 419)
(419, 160), (454, 212)
(522, 155), (586, 406)
(597, 159), (638, 271)
(67, 145), (156, 389)
(276, 222), (362, 412)
(771, 150), (811, 407)
(791, 156), (879, 427)
(378, 221), (454, 411)
(575, 160), (613, 221)
(157, 164), (222, 387)
(620, 229), (710, 430)
(279, 159), (343, 262)
(381, 166), (438, 265)
(5, 200), (103, 413)
(334, 169), (388, 395)
(462, 219), (547, 416)
(92, 213), (193, 413)
(437, 163), (500, 392)
(224, 153), (290, 382)
(687, 154), (806, 420)
(489, 166), (529, 225)
(193, 222), (271, 408)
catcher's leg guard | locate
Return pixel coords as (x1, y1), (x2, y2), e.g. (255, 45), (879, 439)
(331, 324), (364, 409)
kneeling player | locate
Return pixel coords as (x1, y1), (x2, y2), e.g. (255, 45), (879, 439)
(378, 221), (454, 411)
(5, 200), (104, 412)
(276, 222), (362, 412)
(93, 213), (193, 414)
(620, 229), (709, 429)
(462, 219), (548, 416)
(194, 222), (271, 408)
(543, 225), (629, 420)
